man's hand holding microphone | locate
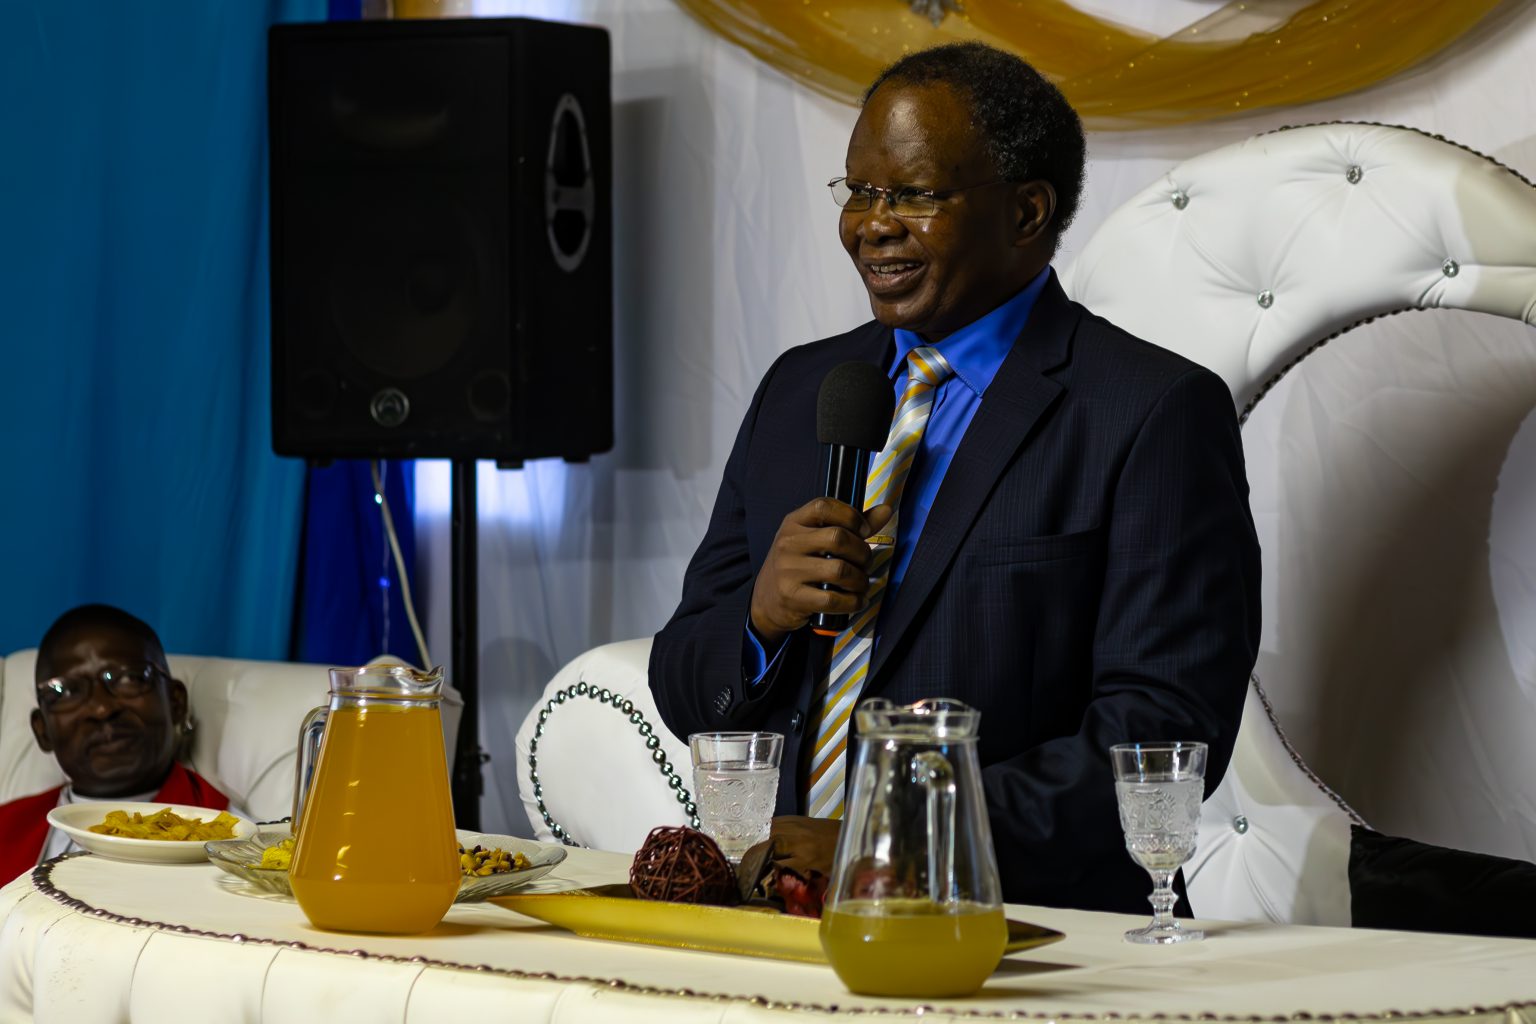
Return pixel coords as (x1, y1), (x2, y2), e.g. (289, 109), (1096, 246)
(749, 361), (895, 646)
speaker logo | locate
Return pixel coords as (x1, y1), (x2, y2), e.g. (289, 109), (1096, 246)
(546, 93), (594, 274)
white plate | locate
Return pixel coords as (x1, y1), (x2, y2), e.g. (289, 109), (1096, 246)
(204, 828), (567, 903)
(48, 801), (257, 864)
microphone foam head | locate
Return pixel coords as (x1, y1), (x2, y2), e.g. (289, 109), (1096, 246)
(817, 361), (895, 451)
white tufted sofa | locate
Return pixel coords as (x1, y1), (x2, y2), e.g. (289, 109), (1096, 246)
(1, 649), (463, 823)
(515, 123), (1536, 924)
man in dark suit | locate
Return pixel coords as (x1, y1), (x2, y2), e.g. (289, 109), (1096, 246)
(649, 42), (1260, 914)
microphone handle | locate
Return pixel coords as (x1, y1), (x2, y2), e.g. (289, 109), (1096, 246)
(810, 442), (870, 636)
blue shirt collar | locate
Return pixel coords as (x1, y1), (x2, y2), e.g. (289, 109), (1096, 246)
(889, 266), (1051, 396)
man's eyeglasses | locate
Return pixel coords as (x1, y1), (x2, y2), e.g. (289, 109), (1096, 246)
(828, 176), (1009, 218)
(37, 663), (168, 712)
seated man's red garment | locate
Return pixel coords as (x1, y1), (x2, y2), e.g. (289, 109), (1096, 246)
(0, 762), (228, 883)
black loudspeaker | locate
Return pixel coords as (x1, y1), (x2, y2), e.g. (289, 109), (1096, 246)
(268, 17), (612, 465)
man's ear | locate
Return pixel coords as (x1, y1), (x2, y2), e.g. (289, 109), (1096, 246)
(169, 678), (189, 728)
(31, 708), (54, 753)
(1014, 181), (1057, 245)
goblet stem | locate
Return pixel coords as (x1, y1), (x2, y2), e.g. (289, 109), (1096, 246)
(1123, 867), (1203, 944)
(1147, 869), (1177, 931)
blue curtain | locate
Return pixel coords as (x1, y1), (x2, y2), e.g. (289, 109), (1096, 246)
(294, 460), (422, 667)
(0, 0), (324, 658)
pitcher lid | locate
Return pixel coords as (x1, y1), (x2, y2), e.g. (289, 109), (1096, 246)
(854, 697), (979, 740)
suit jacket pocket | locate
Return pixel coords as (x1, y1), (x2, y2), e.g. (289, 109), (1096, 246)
(971, 526), (1103, 565)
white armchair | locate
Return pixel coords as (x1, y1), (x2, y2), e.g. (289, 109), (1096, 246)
(516, 123), (1536, 924)
(2, 649), (462, 823)
(1063, 121), (1536, 924)
(513, 638), (689, 853)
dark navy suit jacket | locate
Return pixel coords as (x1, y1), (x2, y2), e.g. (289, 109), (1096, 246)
(649, 275), (1261, 913)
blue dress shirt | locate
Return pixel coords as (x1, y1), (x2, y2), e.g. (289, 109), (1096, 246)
(745, 266), (1052, 681)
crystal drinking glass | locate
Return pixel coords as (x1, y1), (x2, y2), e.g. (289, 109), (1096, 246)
(688, 732), (783, 863)
(1110, 741), (1207, 945)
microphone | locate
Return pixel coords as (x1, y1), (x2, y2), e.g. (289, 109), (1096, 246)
(810, 361), (895, 637)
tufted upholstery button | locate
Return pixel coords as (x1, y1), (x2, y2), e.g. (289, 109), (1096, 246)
(1346, 164), (1363, 184)
(1442, 258), (1460, 277)
(1233, 815), (1249, 834)
(1170, 188), (1189, 210)
(1257, 290), (1274, 309)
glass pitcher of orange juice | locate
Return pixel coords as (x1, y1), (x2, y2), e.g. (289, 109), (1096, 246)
(819, 698), (1007, 998)
(289, 663), (458, 934)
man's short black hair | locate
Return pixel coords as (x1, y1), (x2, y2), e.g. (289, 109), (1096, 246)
(865, 41), (1086, 238)
(37, 604), (165, 682)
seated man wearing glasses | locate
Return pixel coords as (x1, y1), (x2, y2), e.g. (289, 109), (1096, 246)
(650, 42), (1260, 913)
(0, 604), (228, 881)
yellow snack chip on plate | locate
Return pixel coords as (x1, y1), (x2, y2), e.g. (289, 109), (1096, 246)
(89, 807), (239, 842)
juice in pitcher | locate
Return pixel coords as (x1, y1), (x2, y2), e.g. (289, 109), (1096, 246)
(290, 665), (458, 935)
(820, 898), (1007, 997)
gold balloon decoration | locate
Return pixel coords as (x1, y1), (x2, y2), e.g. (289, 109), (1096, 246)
(672, 0), (1517, 129)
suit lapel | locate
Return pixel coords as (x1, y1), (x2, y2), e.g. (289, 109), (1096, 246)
(867, 274), (1081, 683)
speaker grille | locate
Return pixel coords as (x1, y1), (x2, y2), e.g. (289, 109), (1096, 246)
(328, 195), (478, 380)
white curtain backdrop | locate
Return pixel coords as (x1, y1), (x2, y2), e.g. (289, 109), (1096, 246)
(413, 0), (1536, 845)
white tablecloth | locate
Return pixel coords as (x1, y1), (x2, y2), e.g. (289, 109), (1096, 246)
(3, 849), (1536, 1023)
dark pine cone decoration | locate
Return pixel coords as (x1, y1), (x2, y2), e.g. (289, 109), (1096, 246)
(629, 826), (738, 905)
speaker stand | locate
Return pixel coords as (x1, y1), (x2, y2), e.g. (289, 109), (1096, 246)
(450, 458), (485, 829)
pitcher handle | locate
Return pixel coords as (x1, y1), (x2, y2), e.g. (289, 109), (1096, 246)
(292, 704), (329, 828)
(910, 750), (956, 906)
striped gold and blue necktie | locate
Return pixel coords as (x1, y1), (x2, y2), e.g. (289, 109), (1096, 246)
(805, 345), (954, 819)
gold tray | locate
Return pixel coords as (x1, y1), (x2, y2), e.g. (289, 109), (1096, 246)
(491, 885), (1064, 964)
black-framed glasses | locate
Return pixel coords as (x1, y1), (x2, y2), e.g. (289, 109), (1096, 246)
(828, 176), (1009, 217)
(37, 663), (168, 712)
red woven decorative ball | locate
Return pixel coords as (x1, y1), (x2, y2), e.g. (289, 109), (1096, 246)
(629, 826), (738, 905)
